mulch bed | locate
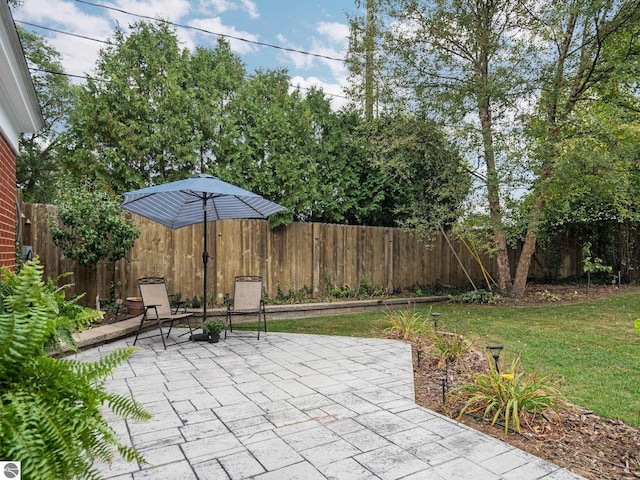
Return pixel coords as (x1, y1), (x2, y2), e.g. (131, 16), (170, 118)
(413, 284), (640, 480)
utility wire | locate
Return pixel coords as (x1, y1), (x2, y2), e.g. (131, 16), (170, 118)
(74, 0), (346, 63)
(17, 21), (350, 100)
(15, 20), (109, 44)
(27, 66), (350, 101)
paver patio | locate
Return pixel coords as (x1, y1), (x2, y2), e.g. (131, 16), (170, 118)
(74, 330), (585, 479)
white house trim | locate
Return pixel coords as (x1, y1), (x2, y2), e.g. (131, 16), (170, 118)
(0, 0), (43, 153)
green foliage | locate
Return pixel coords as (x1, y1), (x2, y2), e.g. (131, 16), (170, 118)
(272, 284), (314, 304)
(582, 242), (613, 286)
(449, 289), (501, 304)
(15, 26), (74, 203)
(364, 113), (473, 232)
(0, 260), (150, 479)
(383, 308), (428, 342)
(1, 267), (102, 353)
(450, 353), (568, 434)
(423, 331), (473, 367)
(202, 318), (225, 334)
(210, 69), (317, 227)
(49, 184), (138, 269)
(64, 21), (199, 193)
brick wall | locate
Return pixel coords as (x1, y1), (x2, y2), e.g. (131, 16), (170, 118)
(0, 133), (16, 271)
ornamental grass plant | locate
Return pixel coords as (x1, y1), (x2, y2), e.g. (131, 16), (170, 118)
(448, 352), (569, 434)
(382, 308), (429, 342)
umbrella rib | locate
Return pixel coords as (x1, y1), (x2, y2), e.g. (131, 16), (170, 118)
(235, 196), (273, 218)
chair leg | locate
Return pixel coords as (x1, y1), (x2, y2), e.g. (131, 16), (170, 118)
(257, 311), (262, 340)
(186, 317), (193, 340)
(133, 316), (146, 345)
(158, 319), (167, 350)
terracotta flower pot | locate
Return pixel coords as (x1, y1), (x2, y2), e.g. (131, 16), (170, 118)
(126, 297), (144, 315)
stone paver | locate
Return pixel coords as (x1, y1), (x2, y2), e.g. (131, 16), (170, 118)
(74, 330), (585, 480)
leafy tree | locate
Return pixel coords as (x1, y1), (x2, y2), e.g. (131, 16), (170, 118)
(511, 1), (640, 296)
(363, 0), (640, 297)
(49, 185), (139, 308)
(211, 69), (318, 226)
(373, 0), (535, 295)
(63, 21), (198, 194)
(0, 260), (150, 479)
(301, 90), (395, 225)
(365, 112), (472, 232)
(15, 27), (74, 203)
(187, 39), (246, 172)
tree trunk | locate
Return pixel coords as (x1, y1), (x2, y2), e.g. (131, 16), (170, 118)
(477, 71), (511, 294)
(364, 0), (375, 120)
(512, 193), (545, 297)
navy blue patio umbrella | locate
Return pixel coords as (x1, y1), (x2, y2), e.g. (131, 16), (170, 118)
(121, 174), (286, 320)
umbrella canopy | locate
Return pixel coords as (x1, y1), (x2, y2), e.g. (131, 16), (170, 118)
(121, 174), (286, 229)
(122, 174), (286, 324)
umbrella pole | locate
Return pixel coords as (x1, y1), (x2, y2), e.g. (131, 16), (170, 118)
(203, 204), (208, 322)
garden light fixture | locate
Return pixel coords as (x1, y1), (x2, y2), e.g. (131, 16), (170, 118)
(431, 312), (441, 330)
(486, 344), (504, 373)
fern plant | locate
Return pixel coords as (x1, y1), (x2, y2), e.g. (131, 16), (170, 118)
(0, 260), (151, 479)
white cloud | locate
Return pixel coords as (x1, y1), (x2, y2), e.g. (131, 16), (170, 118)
(275, 20), (348, 84)
(290, 75), (349, 110)
(187, 17), (259, 55)
(239, 0), (259, 19)
(209, 0), (259, 19)
(275, 34), (314, 69)
(316, 21), (349, 45)
(16, 0), (113, 79)
(110, 0), (191, 22)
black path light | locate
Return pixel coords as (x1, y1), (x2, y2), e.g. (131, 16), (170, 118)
(486, 345), (504, 373)
(431, 312), (441, 330)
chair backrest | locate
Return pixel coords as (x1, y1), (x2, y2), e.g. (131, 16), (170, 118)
(232, 276), (263, 311)
(138, 277), (172, 317)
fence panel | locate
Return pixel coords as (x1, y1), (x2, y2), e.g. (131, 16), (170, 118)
(24, 203), (594, 305)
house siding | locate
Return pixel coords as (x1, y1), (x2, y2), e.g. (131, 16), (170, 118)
(0, 133), (16, 270)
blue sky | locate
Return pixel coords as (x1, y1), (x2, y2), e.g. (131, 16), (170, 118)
(11, 0), (355, 108)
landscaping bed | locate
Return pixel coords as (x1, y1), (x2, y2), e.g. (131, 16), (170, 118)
(413, 283), (640, 480)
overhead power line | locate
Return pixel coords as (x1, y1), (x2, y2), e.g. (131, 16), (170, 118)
(15, 20), (109, 44)
(26, 66), (350, 101)
(16, 4), (351, 101)
(74, 0), (346, 63)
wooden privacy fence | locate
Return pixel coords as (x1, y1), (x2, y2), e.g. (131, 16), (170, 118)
(21, 203), (505, 304)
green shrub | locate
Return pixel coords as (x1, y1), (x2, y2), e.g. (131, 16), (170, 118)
(449, 353), (567, 434)
(383, 308), (428, 342)
(449, 289), (501, 304)
(0, 260), (151, 479)
(202, 318), (225, 334)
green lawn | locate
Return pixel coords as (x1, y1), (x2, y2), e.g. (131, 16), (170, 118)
(264, 292), (640, 426)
